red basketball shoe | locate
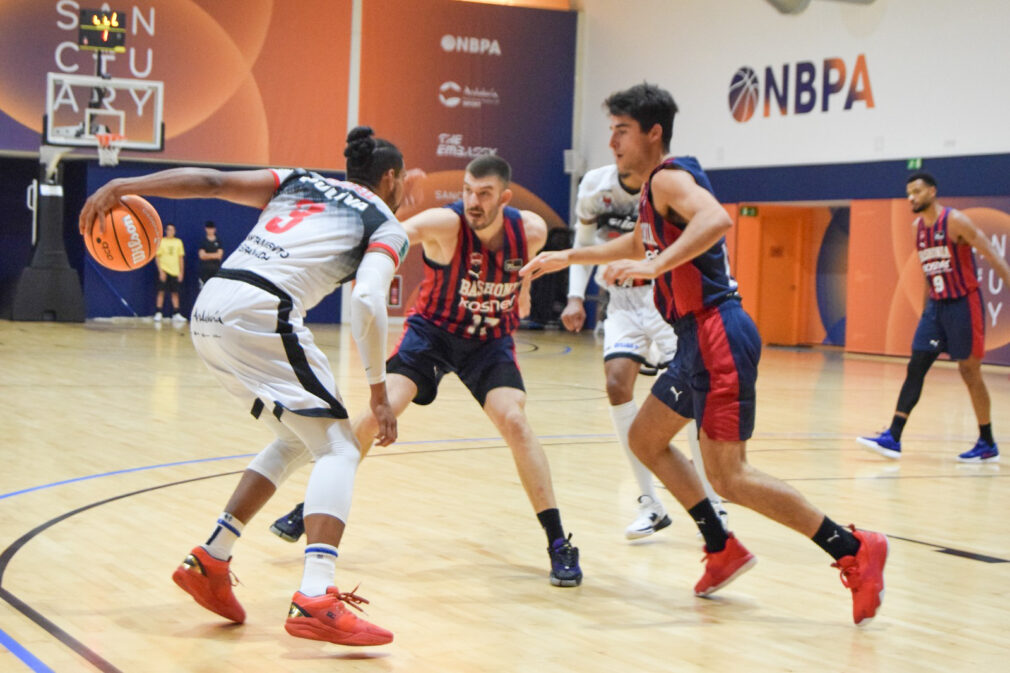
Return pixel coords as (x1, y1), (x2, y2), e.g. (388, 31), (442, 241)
(285, 586), (393, 646)
(171, 546), (245, 623)
(694, 533), (756, 596)
(833, 526), (888, 626)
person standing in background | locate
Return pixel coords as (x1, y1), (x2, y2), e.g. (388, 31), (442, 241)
(155, 222), (185, 322)
(858, 172), (1010, 462)
(198, 220), (224, 287)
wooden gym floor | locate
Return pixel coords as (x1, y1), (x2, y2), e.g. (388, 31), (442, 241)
(0, 319), (1006, 672)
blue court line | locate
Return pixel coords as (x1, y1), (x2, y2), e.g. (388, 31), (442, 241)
(0, 626), (54, 672)
(0, 434), (614, 503)
(0, 453), (255, 502)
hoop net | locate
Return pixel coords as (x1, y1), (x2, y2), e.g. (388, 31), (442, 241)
(95, 133), (126, 166)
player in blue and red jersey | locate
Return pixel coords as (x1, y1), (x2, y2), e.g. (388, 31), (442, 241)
(271, 155), (582, 588)
(859, 173), (1010, 462)
(523, 83), (888, 625)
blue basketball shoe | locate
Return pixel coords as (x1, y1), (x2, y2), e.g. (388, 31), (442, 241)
(270, 503), (305, 543)
(548, 534), (582, 587)
(957, 439), (999, 463)
(857, 429), (902, 459)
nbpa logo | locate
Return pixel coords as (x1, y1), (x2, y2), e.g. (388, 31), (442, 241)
(440, 34), (501, 56)
(729, 54), (875, 123)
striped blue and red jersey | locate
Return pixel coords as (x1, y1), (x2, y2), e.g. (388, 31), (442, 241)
(916, 207), (979, 300)
(638, 156), (739, 322)
(412, 201), (529, 340)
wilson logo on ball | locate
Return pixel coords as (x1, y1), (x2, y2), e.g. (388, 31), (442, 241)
(121, 215), (147, 265)
(729, 54), (875, 123)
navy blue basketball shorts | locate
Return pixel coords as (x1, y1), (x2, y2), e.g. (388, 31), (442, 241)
(665, 300), (760, 442)
(650, 350), (696, 420)
(911, 290), (985, 360)
(387, 314), (525, 407)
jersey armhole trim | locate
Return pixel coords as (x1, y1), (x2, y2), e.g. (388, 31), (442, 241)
(366, 241), (401, 268)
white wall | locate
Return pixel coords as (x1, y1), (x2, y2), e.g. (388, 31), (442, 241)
(576, 0), (1010, 170)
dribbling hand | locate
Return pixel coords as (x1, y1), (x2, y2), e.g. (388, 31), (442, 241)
(79, 179), (125, 237)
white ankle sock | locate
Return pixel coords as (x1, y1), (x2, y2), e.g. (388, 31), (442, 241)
(610, 401), (658, 500)
(299, 543), (339, 597)
(202, 512), (245, 561)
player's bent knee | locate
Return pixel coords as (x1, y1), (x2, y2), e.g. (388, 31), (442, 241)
(247, 439), (311, 487)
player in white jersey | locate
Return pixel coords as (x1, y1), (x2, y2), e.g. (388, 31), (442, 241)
(79, 126), (408, 647)
(564, 164), (726, 539)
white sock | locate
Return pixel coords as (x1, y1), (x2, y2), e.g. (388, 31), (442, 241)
(610, 401), (658, 500)
(686, 421), (724, 510)
(299, 543), (339, 597)
(202, 512), (245, 561)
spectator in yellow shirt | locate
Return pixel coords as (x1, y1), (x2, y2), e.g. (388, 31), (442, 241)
(155, 223), (185, 322)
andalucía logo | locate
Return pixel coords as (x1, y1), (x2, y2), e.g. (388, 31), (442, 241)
(728, 54), (875, 123)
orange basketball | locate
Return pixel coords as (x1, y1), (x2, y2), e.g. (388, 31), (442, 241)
(85, 195), (163, 271)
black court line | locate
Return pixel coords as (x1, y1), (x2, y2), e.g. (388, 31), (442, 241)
(884, 534), (1009, 564)
(3, 439), (1006, 671)
(0, 471), (242, 673)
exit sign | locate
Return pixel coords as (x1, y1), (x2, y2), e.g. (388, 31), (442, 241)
(740, 206), (758, 217)
(907, 158), (922, 170)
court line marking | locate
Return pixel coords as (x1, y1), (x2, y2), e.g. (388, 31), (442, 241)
(1, 433), (1006, 669)
(0, 625), (55, 673)
(0, 472), (241, 673)
(884, 535), (1008, 564)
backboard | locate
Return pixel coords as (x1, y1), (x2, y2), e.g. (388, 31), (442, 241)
(43, 72), (164, 151)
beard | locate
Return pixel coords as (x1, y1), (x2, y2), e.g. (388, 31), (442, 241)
(466, 207), (497, 231)
(911, 201), (930, 213)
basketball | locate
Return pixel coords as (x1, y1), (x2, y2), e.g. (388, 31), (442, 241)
(84, 195), (163, 271)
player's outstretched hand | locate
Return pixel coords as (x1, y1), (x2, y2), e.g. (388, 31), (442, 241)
(560, 297), (586, 332)
(79, 179), (125, 237)
(519, 250), (571, 281)
(602, 259), (658, 285)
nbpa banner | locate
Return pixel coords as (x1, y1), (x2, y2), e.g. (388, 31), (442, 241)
(358, 0), (576, 224)
(0, 0), (351, 168)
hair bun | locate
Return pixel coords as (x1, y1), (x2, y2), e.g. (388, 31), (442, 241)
(346, 126), (374, 143)
(344, 126), (376, 164)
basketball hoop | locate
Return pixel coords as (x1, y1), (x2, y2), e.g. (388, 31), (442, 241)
(95, 132), (126, 166)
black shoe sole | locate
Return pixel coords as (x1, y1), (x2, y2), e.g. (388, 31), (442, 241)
(270, 524), (303, 543)
(550, 575), (583, 587)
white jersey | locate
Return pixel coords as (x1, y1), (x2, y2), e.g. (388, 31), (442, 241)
(222, 168), (409, 313)
(192, 168), (407, 420)
(574, 164), (641, 244)
(572, 164), (649, 312)
(572, 165), (677, 362)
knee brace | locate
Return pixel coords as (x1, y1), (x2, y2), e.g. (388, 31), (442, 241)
(246, 437), (311, 487)
(281, 414), (362, 522)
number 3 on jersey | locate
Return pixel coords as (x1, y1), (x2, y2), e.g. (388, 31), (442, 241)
(265, 199), (324, 234)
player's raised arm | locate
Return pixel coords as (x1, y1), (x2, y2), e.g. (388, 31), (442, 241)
(604, 169), (731, 285)
(948, 209), (1010, 289)
(80, 168), (278, 236)
(398, 206), (460, 257)
(520, 210), (549, 255)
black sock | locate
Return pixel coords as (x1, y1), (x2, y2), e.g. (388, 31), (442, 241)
(888, 415), (908, 442)
(537, 509), (565, 545)
(812, 517), (860, 561)
(688, 499), (729, 553)
(980, 423), (994, 444)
